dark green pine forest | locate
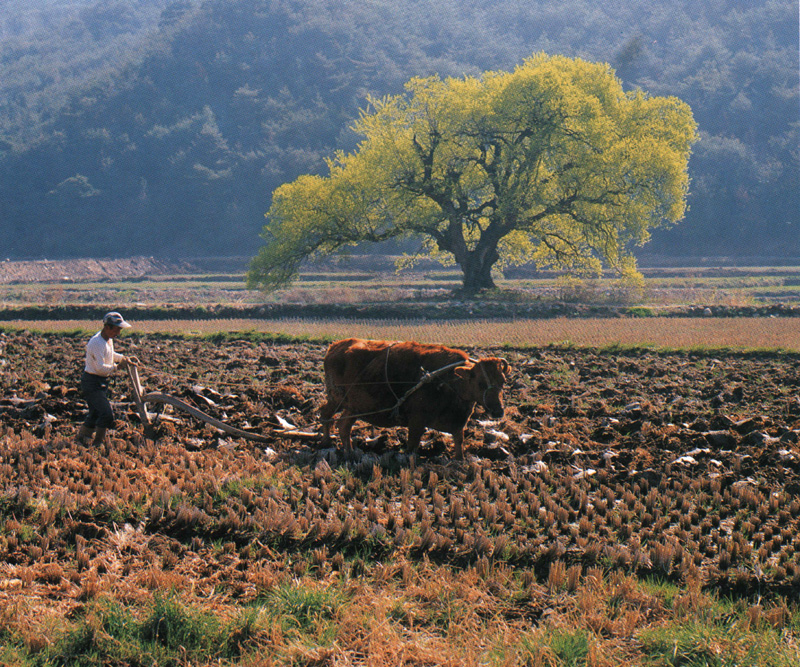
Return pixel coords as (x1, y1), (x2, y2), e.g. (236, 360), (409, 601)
(0, 0), (797, 261)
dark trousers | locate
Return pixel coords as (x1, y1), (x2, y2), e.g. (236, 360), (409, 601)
(81, 371), (115, 429)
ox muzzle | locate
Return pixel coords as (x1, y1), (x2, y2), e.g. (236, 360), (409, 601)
(478, 363), (506, 419)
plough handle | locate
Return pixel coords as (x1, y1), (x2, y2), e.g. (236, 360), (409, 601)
(126, 364), (157, 440)
(126, 363), (271, 443)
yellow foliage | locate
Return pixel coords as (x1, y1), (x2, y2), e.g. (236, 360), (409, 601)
(249, 53), (697, 291)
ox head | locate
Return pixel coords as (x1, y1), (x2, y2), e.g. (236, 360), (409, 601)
(454, 357), (510, 419)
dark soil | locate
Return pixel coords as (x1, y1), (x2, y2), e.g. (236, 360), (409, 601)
(2, 330), (800, 600)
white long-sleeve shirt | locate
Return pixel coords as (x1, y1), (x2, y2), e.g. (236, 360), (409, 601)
(84, 331), (123, 376)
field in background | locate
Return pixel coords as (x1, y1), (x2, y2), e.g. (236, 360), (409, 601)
(2, 258), (800, 351)
(3, 316), (800, 351)
(1, 258), (800, 312)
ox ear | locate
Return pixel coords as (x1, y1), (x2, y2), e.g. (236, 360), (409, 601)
(500, 358), (509, 376)
(453, 363), (475, 380)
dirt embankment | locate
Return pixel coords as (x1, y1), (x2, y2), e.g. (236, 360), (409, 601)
(0, 257), (191, 284)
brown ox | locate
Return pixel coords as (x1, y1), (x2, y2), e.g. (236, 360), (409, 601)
(320, 338), (510, 458)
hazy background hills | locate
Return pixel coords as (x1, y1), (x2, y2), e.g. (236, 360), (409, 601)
(0, 0), (797, 263)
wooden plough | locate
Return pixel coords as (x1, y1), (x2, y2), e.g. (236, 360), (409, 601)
(126, 364), (318, 444)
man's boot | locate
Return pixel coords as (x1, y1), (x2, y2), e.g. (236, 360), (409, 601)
(91, 428), (108, 446)
(76, 424), (94, 445)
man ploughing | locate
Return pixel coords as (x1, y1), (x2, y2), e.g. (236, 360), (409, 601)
(76, 311), (138, 446)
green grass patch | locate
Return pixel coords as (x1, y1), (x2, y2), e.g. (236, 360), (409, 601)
(260, 581), (347, 639)
(138, 592), (220, 653)
(31, 594), (234, 666)
(638, 620), (798, 666)
(516, 627), (593, 666)
(199, 329), (327, 345)
(626, 306), (655, 317)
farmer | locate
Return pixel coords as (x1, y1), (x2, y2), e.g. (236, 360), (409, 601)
(76, 311), (138, 446)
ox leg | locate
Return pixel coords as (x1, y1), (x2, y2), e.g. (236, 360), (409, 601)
(337, 413), (355, 451)
(319, 400), (338, 446)
(406, 421), (425, 455)
(453, 430), (465, 460)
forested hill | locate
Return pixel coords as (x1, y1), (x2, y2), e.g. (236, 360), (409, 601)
(0, 0), (797, 261)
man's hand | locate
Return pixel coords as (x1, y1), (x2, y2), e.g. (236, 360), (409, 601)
(118, 356), (140, 370)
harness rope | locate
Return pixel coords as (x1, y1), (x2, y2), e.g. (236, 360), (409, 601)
(142, 364), (423, 391)
(388, 359), (467, 421)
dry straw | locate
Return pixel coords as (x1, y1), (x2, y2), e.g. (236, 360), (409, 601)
(4, 316), (800, 350)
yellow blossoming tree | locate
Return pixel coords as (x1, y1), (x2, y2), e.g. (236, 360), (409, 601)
(249, 53), (698, 293)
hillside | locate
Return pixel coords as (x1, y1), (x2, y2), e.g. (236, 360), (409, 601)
(0, 0), (797, 261)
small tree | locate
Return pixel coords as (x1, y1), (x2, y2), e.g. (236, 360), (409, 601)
(248, 53), (697, 293)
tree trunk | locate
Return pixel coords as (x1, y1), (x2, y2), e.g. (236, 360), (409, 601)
(459, 249), (498, 292)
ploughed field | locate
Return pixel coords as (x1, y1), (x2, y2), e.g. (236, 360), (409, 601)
(1, 330), (800, 643)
